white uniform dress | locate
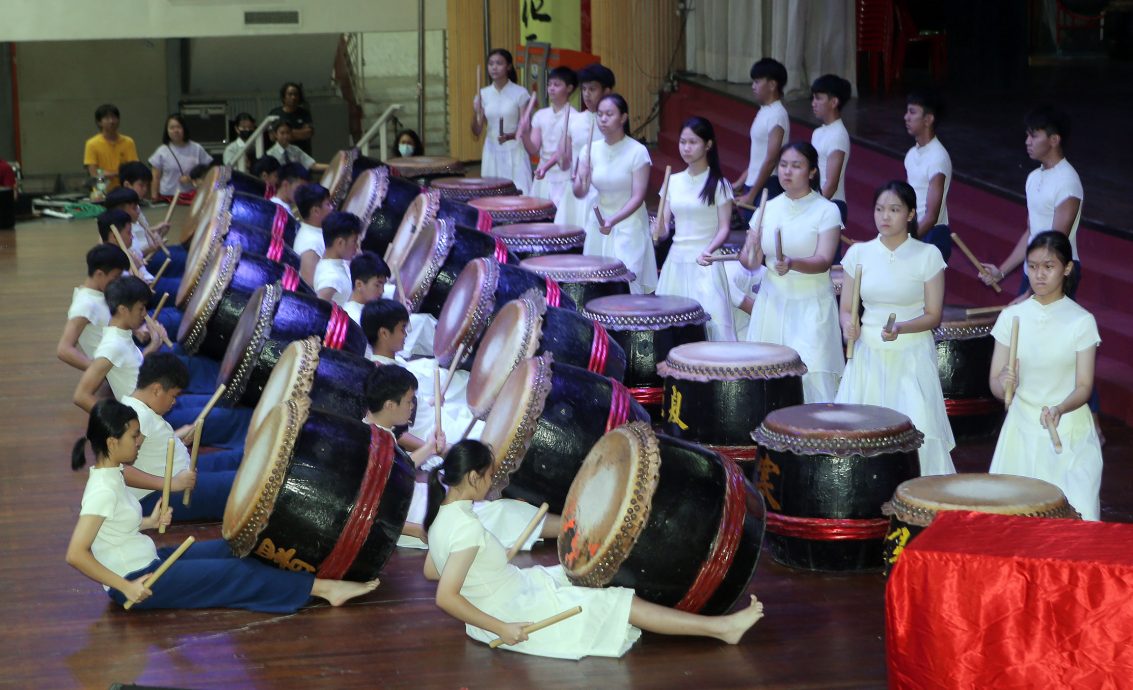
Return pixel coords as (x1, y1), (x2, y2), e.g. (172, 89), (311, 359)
(68, 286), (111, 359)
(745, 190), (844, 401)
(582, 137), (657, 294)
(528, 104), (579, 209)
(656, 169), (736, 341)
(989, 297), (1102, 520)
(834, 237), (956, 476)
(478, 82), (533, 195)
(553, 109), (601, 227)
(398, 482), (546, 551)
(427, 500), (640, 659)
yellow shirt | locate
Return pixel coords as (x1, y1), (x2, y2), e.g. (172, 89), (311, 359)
(83, 134), (138, 187)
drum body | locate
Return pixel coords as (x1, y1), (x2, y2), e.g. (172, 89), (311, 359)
(469, 195), (556, 225)
(218, 282), (369, 407)
(934, 306), (1004, 439)
(359, 174), (422, 256)
(390, 155), (464, 183)
(193, 167), (269, 220)
(659, 342), (805, 471)
(178, 244), (310, 359)
(321, 149), (382, 207)
(178, 211), (299, 307)
(479, 354), (650, 514)
(431, 176), (518, 203)
(432, 258), (576, 368)
(751, 403), (923, 572)
(224, 398), (414, 581)
(491, 223), (586, 260)
(559, 423), (765, 614)
(228, 192), (299, 245)
(582, 295), (709, 415)
(882, 473), (1079, 570)
(520, 255), (634, 311)
(467, 293), (627, 417)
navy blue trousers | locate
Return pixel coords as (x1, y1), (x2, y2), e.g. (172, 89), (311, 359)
(138, 448), (241, 522)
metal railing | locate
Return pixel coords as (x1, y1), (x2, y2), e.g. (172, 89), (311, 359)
(357, 104), (403, 162)
(230, 115), (279, 172)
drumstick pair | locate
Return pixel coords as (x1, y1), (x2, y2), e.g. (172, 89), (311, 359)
(148, 291), (175, 351)
(183, 384), (227, 506)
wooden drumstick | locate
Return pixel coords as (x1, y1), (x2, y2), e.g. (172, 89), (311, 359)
(735, 201), (756, 212)
(586, 109), (596, 144)
(750, 189), (769, 234)
(951, 232), (1002, 293)
(488, 606), (583, 648)
(151, 257), (172, 286)
(123, 536), (195, 610)
(476, 63), (482, 94)
(653, 165), (672, 242)
(1005, 316), (1020, 408)
(846, 268), (863, 360)
(440, 342), (466, 398)
(840, 233), (856, 247)
(151, 292), (170, 323)
(594, 207), (607, 230)
(459, 416), (479, 441)
(499, 117), (505, 139)
(159, 439), (174, 534)
(162, 191), (181, 226)
(433, 366), (444, 438)
(1044, 415), (1063, 454)
(705, 253), (740, 263)
(774, 226), (784, 263)
(884, 313), (897, 333)
(109, 225), (141, 278)
(506, 503), (549, 561)
(965, 304), (1008, 317)
(183, 384), (227, 505)
(145, 314), (175, 349)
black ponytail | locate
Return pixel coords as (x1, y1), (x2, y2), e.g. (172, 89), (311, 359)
(488, 48), (519, 84)
(71, 437), (90, 471)
(422, 440), (495, 532)
(72, 400), (138, 471)
(600, 93), (631, 135)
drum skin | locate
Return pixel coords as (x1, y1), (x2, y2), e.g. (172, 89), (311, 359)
(431, 176), (518, 203)
(227, 192), (299, 246)
(360, 175), (422, 256)
(468, 195), (556, 225)
(405, 224), (519, 318)
(491, 223), (586, 260)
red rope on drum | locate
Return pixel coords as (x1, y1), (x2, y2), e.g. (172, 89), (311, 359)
(587, 321), (609, 375)
(272, 206), (290, 240)
(476, 209), (494, 233)
(677, 456), (746, 612)
(606, 379), (631, 432)
(324, 304), (350, 349)
(493, 238), (509, 263)
(281, 265), (300, 292)
(543, 277), (562, 308)
(707, 445), (757, 464)
(765, 512), (890, 541)
(628, 386), (664, 406)
(264, 183), (276, 200)
(944, 397), (1002, 416)
(266, 233), (285, 263)
(317, 426), (395, 579)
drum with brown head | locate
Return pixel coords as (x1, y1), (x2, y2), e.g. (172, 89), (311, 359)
(431, 176), (518, 203)
(519, 254), (634, 310)
(469, 195), (556, 225)
(389, 155), (464, 183)
(934, 305), (1004, 439)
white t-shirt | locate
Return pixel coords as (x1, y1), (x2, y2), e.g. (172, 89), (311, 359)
(68, 286), (111, 359)
(94, 326), (143, 400)
(344, 299), (372, 357)
(811, 119), (851, 202)
(120, 396), (190, 500)
(222, 138), (250, 167)
(1025, 158), (1083, 261)
(267, 143), (316, 169)
(314, 258), (352, 306)
(904, 137), (952, 227)
(293, 222), (326, 259)
(531, 104), (578, 185)
(745, 100), (789, 186)
(148, 142), (213, 196)
(80, 467), (158, 585)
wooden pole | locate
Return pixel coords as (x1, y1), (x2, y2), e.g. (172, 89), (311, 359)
(774, 227), (784, 263)
(144, 314), (175, 349)
(488, 606), (583, 648)
(1005, 316), (1020, 407)
(846, 268), (863, 359)
(653, 165), (672, 242)
(751, 189), (768, 234)
(440, 342), (466, 398)
(108, 226), (141, 279)
(594, 207), (607, 232)
(433, 365), (443, 438)
(150, 257), (172, 286)
(705, 253), (740, 263)
(151, 292), (170, 323)
(159, 439), (174, 534)
(459, 416), (479, 441)
(1045, 415), (1063, 454)
(506, 503), (549, 561)
(162, 191), (181, 225)
(951, 232), (1003, 293)
(123, 536), (195, 610)
(884, 312), (897, 333)
(965, 304), (1008, 317)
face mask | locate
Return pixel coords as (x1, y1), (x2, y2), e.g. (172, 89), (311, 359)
(236, 129), (254, 139)
(398, 143), (415, 157)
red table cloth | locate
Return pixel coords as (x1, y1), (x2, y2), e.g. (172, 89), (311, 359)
(886, 511), (1133, 689)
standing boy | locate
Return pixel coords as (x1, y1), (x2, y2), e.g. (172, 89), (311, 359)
(903, 89), (953, 261)
(83, 104), (138, 189)
(810, 74), (853, 224)
(735, 58), (789, 209)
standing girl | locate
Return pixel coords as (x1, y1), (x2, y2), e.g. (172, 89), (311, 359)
(424, 440), (764, 659)
(739, 142), (844, 401)
(148, 114), (213, 204)
(472, 49), (533, 195)
(574, 94), (656, 294)
(988, 231), (1102, 519)
(655, 116), (736, 341)
(835, 181), (955, 476)
(523, 66), (579, 209)
(66, 400), (380, 612)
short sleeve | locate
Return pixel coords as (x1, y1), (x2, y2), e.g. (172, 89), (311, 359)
(832, 127), (851, 154)
(1075, 313), (1101, 352)
(196, 144), (213, 166)
(818, 199), (843, 230)
(448, 512), (487, 553)
(920, 243), (947, 278)
(124, 138), (138, 162)
(517, 87), (531, 109)
(1055, 169), (1084, 207)
(300, 149), (316, 169)
(68, 293), (101, 323)
(714, 179), (735, 205)
(147, 148), (163, 169)
(841, 243), (862, 281)
(83, 139), (98, 166)
(313, 261), (333, 292)
(80, 482), (116, 519)
(930, 147), (951, 178)
(990, 308), (1017, 346)
(532, 108), (550, 132)
(630, 142), (651, 172)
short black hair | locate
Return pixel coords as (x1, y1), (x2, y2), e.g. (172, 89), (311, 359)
(811, 74), (852, 110)
(86, 244), (131, 277)
(361, 298), (410, 346)
(105, 275), (150, 315)
(364, 364), (418, 414)
(118, 161), (153, 185)
(251, 156), (282, 178)
(102, 187), (140, 210)
(279, 81), (305, 104)
(279, 162), (310, 183)
(161, 114), (191, 145)
(272, 119), (292, 134)
(350, 251), (390, 286)
(295, 183), (330, 219)
(94, 104), (120, 123)
(97, 209), (133, 243)
(547, 66), (578, 89)
(234, 112), (256, 127)
(137, 352), (190, 391)
(577, 63), (615, 89)
(750, 58), (787, 91)
(906, 89), (946, 125)
(322, 211), (362, 246)
(1024, 105), (1071, 148)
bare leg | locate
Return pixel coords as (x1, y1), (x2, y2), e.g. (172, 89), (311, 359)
(540, 514), (562, 538)
(628, 594), (764, 644)
(310, 578), (380, 607)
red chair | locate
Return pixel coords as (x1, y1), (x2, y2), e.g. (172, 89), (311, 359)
(893, 0), (947, 83)
(1056, 0), (1105, 49)
(856, 0), (896, 95)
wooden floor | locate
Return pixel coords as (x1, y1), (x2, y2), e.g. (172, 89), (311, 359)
(3, 214), (1131, 690)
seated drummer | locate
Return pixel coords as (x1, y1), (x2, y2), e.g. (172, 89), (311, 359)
(101, 192), (184, 334)
(343, 250), (390, 328)
(251, 155), (282, 194)
(272, 162), (309, 214)
(266, 120), (327, 173)
(57, 244), (130, 372)
(293, 183), (334, 286)
(73, 275), (252, 450)
(73, 352), (242, 523)
(314, 211), (362, 307)
(118, 162), (187, 277)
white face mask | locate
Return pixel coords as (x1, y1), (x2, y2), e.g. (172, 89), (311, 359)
(398, 143), (415, 157)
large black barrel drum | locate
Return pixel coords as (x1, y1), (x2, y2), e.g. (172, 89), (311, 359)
(358, 173), (422, 256)
(227, 191), (299, 245)
(519, 255), (634, 311)
(177, 212), (300, 308)
(491, 223), (586, 260)
(934, 306), (1005, 439)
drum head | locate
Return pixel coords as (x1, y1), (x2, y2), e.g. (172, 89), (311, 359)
(558, 421), (660, 585)
(935, 305), (997, 341)
(384, 191), (436, 269)
(178, 243), (240, 346)
(466, 296), (543, 417)
(177, 210), (229, 307)
(433, 258), (493, 365)
(218, 283), (279, 401)
(248, 336), (321, 443)
(223, 397), (309, 555)
(659, 341), (806, 382)
(519, 254), (634, 283)
(479, 354), (554, 494)
(583, 294), (708, 331)
(320, 149), (358, 205)
(432, 176), (515, 195)
(341, 167), (389, 228)
(396, 215), (451, 312)
(180, 184), (232, 245)
(492, 223), (586, 254)
(753, 403), (924, 457)
(391, 155), (463, 178)
(891, 473), (1076, 527)
(469, 195), (556, 220)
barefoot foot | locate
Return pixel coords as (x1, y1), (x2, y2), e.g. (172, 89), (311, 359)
(312, 578), (380, 607)
(714, 594), (765, 644)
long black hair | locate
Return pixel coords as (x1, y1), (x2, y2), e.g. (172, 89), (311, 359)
(681, 116), (725, 206)
(779, 141), (822, 192)
(488, 48), (518, 83)
(1027, 230), (1077, 296)
(873, 180), (919, 236)
(161, 114), (191, 145)
(422, 440), (494, 532)
(599, 93), (631, 136)
(72, 399), (138, 470)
